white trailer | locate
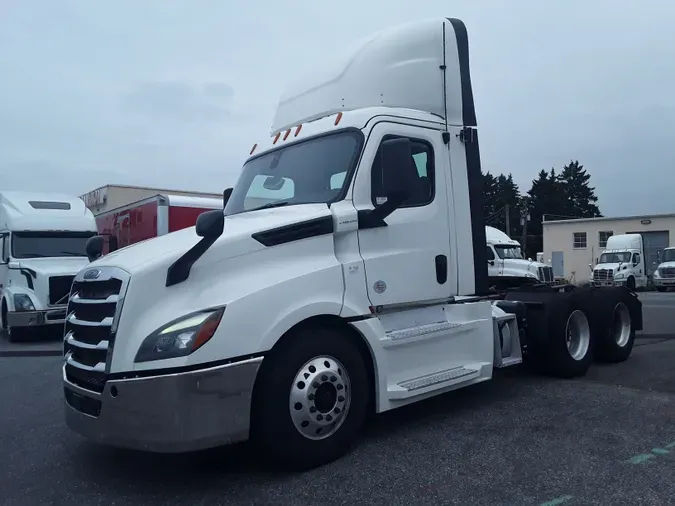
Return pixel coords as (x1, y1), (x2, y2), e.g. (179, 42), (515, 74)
(0, 191), (98, 341)
(62, 18), (642, 470)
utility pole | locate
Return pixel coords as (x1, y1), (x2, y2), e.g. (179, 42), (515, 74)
(520, 197), (531, 253)
(505, 204), (511, 237)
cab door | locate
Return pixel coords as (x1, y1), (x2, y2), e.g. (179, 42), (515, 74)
(351, 122), (454, 307)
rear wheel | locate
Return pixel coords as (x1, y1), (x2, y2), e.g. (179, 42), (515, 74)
(250, 325), (370, 470)
(594, 299), (635, 363)
(534, 297), (593, 378)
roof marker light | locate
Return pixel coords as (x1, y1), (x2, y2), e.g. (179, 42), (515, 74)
(283, 128), (291, 141)
(335, 112), (343, 125)
(273, 132), (281, 144)
(250, 143), (257, 155)
(294, 124), (302, 137)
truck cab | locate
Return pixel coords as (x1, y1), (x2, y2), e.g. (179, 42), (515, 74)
(592, 233), (646, 290)
(0, 191), (98, 341)
(485, 226), (554, 287)
(62, 17), (641, 470)
(652, 246), (675, 292)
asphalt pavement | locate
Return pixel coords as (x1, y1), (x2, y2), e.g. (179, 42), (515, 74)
(1, 292), (675, 505)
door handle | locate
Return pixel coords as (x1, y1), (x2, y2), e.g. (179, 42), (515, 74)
(435, 255), (448, 284)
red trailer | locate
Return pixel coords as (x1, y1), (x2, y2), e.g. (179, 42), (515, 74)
(96, 193), (222, 250)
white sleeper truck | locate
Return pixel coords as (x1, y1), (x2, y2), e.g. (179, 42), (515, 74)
(485, 226), (554, 288)
(0, 191), (98, 341)
(592, 234), (646, 290)
(652, 246), (675, 292)
(62, 18), (642, 470)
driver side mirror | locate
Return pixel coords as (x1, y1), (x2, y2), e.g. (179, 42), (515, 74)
(86, 235), (105, 263)
(196, 209), (225, 239)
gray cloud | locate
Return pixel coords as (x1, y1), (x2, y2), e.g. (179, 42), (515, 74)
(123, 81), (234, 122)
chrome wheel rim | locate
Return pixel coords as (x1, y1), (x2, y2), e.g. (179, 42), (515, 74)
(565, 309), (590, 361)
(612, 302), (632, 347)
(289, 355), (351, 440)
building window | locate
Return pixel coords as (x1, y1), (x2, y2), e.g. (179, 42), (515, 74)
(573, 232), (587, 249)
(598, 230), (613, 248)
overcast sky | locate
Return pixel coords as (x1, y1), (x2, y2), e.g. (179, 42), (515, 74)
(1, 0), (674, 217)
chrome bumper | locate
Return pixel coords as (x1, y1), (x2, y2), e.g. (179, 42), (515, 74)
(7, 307), (68, 327)
(64, 356), (263, 453)
(653, 278), (675, 286)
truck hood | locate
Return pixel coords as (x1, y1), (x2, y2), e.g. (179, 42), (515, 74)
(594, 262), (621, 271)
(89, 203), (332, 272)
(657, 261), (675, 269)
(10, 256), (91, 277)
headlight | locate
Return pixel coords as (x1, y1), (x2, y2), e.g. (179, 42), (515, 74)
(614, 273), (624, 280)
(134, 307), (225, 363)
(13, 294), (35, 312)
(653, 270), (660, 278)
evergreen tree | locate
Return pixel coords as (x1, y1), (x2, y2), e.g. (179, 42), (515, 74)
(557, 160), (602, 218)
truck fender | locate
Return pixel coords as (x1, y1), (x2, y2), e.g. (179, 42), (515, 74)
(256, 300), (344, 354)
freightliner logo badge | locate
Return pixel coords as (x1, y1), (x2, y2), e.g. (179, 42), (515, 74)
(83, 269), (101, 280)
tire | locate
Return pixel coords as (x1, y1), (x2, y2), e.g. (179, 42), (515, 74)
(535, 295), (593, 378)
(250, 325), (371, 470)
(626, 276), (636, 291)
(7, 325), (31, 343)
(656, 286), (667, 292)
(593, 295), (635, 363)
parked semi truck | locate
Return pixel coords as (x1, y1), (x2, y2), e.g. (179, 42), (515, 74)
(485, 226), (554, 288)
(652, 246), (675, 292)
(592, 234), (647, 290)
(62, 18), (642, 470)
(0, 191), (98, 341)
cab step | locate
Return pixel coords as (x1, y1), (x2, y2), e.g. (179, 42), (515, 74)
(388, 363), (489, 400)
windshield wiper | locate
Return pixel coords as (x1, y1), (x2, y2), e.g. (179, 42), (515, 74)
(57, 251), (86, 257)
(250, 201), (291, 211)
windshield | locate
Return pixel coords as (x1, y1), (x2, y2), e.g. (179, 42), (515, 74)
(599, 252), (631, 264)
(494, 245), (524, 259)
(225, 130), (363, 215)
(11, 231), (97, 259)
(662, 249), (675, 263)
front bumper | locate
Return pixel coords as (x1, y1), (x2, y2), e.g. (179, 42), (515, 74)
(653, 277), (675, 287)
(7, 307), (68, 327)
(64, 356), (263, 453)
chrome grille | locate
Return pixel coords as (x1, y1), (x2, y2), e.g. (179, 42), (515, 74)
(593, 269), (614, 281)
(63, 267), (130, 394)
(659, 267), (675, 279)
(538, 266), (554, 283)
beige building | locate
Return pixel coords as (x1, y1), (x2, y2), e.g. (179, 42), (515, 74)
(80, 184), (222, 216)
(543, 213), (675, 284)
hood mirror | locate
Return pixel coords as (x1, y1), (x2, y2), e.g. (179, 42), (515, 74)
(86, 236), (105, 263)
(196, 209), (225, 238)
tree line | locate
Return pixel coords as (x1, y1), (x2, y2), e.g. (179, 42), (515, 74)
(482, 160), (601, 257)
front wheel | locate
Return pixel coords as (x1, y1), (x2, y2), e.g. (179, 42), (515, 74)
(656, 286), (668, 292)
(626, 276), (636, 291)
(250, 325), (371, 470)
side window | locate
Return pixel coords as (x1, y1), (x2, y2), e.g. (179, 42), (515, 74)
(244, 174), (295, 210)
(371, 135), (435, 208)
(0, 234), (7, 263)
(486, 246), (495, 261)
(633, 253), (641, 264)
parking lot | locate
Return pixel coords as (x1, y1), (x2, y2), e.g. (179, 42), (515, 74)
(1, 292), (675, 506)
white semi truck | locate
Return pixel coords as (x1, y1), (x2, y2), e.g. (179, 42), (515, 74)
(652, 246), (675, 292)
(0, 191), (98, 341)
(592, 234), (647, 290)
(62, 18), (642, 470)
(485, 226), (554, 288)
